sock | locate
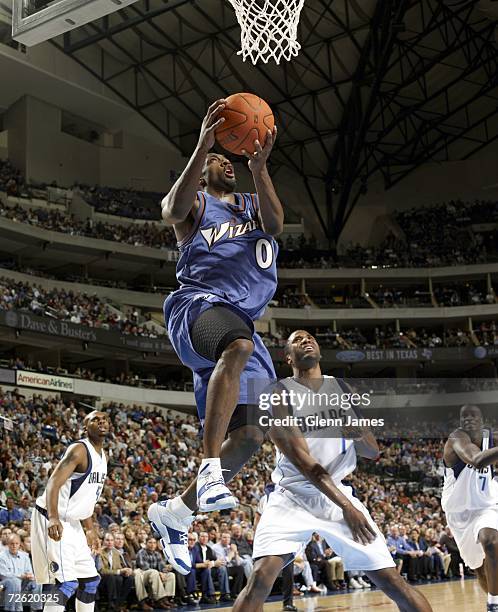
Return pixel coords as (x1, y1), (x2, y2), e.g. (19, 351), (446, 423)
(75, 601), (95, 612)
(169, 495), (194, 519)
(488, 594), (498, 604)
(199, 458), (221, 473)
(44, 606), (65, 611)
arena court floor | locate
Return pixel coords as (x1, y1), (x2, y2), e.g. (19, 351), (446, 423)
(196, 578), (485, 612)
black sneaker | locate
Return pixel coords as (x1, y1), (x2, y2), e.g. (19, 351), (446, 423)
(283, 606), (298, 612)
(487, 605), (498, 612)
(219, 594), (234, 602)
(200, 595), (217, 605)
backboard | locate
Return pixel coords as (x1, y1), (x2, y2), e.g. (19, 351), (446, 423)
(12, 0), (140, 46)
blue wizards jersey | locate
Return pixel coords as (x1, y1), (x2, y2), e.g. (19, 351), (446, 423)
(175, 191), (278, 320)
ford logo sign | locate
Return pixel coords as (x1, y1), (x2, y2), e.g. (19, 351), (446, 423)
(336, 350), (365, 362)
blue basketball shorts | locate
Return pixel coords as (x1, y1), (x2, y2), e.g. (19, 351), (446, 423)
(164, 287), (276, 425)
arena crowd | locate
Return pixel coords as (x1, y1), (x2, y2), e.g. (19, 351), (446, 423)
(0, 389), (471, 610)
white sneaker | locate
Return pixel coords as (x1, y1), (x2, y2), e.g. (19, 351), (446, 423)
(349, 578), (362, 589)
(358, 577), (371, 588)
(147, 500), (194, 575)
(197, 462), (237, 512)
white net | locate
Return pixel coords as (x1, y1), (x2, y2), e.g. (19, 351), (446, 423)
(227, 0), (306, 65)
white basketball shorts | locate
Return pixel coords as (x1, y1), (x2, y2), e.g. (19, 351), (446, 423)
(31, 505), (97, 584)
(445, 506), (498, 569)
(253, 486), (395, 572)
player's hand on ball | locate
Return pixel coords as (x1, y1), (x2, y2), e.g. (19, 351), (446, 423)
(342, 504), (376, 546)
(242, 126), (277, 173)
(48, 518), (63, 541)
(198, 99), (227, 152)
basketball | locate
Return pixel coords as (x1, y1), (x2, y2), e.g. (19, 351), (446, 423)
(215, 92), (275, 156)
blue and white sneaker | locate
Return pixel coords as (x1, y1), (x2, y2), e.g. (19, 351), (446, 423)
(197, 463), (237, 512)
(147, 500), (194, 575)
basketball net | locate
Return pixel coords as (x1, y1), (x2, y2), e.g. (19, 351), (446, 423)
(227, 0), (305, 65)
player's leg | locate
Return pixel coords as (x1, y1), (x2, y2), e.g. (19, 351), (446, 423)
(365, 568), (432, 612)
(74, 576), (101, 612)
(476, 562), (489, 593)
(31, 511), (80, 611)
(232, 554), (294, 612)
(186, 303), (256, 511)
(148, 420), (264, 575)
(73, 522), (102, 612)
(318, 495), (432, 612)
(478, 527), (498, 610)
(181, 420), (265, 510)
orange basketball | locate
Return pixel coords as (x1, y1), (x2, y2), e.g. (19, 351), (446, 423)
(215, 92), (275, 156)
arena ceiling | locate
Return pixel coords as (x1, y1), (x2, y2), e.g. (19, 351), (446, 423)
(51, 0), (498, 242)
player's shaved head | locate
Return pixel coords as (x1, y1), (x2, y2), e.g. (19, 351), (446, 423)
(84, 411), (109, 444)
(285, 329), (309, 355)
(285, 329), (321, 370)
(460, 404), (483, 433)
(84, 411), (107, 426)
(460, 404), (482, 416)
(200, 152), (236, 192)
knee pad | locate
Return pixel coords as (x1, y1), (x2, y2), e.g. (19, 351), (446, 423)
(54, 580), (79, 604)
(190, 305), (253, 361)
(76, 576), (101, 603)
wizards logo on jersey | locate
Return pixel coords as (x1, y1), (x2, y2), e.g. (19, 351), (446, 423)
(200, 219), (258, 249)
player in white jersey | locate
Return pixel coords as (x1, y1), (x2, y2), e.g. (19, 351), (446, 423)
(233, 330), (433, 612)
(442, 404), (498, 612)
(31, 411), (108, 612)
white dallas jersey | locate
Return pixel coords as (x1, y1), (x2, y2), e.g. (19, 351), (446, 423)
(37, 438), (107, 521)
(442, 429), (498, 513)
(271, 376), (357, 496)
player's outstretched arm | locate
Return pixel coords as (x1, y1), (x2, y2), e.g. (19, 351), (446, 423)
(45, 443), (88, 541)
(449, 429), (498, 469)
(242, 127), (284, 236)
(161, 99), (227, 225)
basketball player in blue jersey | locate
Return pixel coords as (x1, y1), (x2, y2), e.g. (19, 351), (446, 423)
(31, 411), (108, 612)
(148, 98), (283, 574)
(442, 405), (498, 612)
(233, 330), (433, 612)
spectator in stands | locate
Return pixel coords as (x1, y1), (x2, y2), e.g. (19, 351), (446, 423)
(95, 503), (114, 530)
(211, 532), (245, 597)
(1, 527), (13, 549)
(0, 534), (42, 611)
(135, 536), (176, 608)
(16, 497), (31, 521)
(195, 531), (232, 603)
(407, 529), (431, 581)
(230, 523), (253, 579)
(305, 533), (334, 591)
(423, 528), (450, 579)
(186, 532), (216, 605)
(122, 526), (141, 563)
(439, 526), (466, 577)
(96, 532), (135, 612)
(293, 544), (322, 593)
(386, 525), (411, 572)
(0, 498), (24, 526)
(326, 548), (346, 590)
(114, 531), (190, 610)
